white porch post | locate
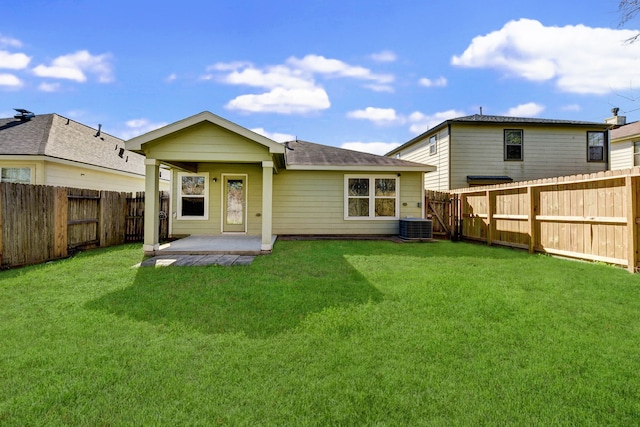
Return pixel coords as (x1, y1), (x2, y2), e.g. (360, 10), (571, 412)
(261, 161), (274, 251)
(143, 159), (160, 253)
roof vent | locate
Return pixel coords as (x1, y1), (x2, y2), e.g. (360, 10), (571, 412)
(14, 108), (35, 121)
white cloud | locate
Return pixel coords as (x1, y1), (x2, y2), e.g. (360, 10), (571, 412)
(0, 50), (30, 69)
(120, 118), (168, 140)
(504, 102), (545, 117)
(226, 87), (330, 114)
(287, 54), (394, 85)
(347, 107), (402, 125)
(33, 50), (114, 83)
(408, 109), (465, 134)
(38, 82), (61, 92)
(419, 76), (447, 87)
(251, 127), (295, 143)
(0, 73), (22, 87)
(211, 55), (394, 114)
(219, 64), (314, 89)
(561, 104), (582, 112)
(341, 141), (401, 156)
(452, 18), (640, 95)
(0, 35), (22, 48)
(370, 50), (397, 62)
(166, 73), (177, 82)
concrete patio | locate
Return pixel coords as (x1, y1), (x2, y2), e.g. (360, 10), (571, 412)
(151, 235), (278, 256)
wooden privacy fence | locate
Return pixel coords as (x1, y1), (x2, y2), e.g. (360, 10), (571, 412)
(425, 190), (451, 237)
(0, 183), (169, 268)
(450, 168), (640, 272)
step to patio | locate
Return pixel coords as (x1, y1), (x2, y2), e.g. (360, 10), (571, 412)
(135, 254), (255, 267)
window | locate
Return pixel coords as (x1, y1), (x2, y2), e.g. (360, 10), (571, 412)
(177, 172), (208, 219)
(0, 167), (31, 183)
(345, 175), (398, 219)
(587, 131), (605, 162)
(428, 135), (437, 155)
(504, 129), (523, 161)
(634, 142), (640, 167)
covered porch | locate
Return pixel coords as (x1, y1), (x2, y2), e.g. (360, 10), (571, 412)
(124, 111), (286, 256)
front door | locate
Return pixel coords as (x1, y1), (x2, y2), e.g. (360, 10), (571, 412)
(223, 175), (247, 233)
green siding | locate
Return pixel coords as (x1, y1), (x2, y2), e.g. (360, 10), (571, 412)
(144, 122), (272, 162)
(272, 170), (423, 235)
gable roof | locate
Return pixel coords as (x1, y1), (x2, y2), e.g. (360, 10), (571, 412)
(126, 111), (285, 154)
(610, 121), (640, 141)
(386, 114), (612, 156)
(0, 113), (146, 176)
(284, 140), (435, 172)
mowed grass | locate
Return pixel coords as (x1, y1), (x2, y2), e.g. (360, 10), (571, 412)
(1, 240), (640, 425)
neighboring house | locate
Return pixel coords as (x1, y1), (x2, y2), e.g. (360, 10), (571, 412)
(386, 114), (612, 191)
(0, 110), (169, 192)
(125, 111), (435, 253)
(609, 120), (640, 170)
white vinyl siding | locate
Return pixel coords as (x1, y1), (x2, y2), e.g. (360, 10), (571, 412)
(610, 140), (633, 170)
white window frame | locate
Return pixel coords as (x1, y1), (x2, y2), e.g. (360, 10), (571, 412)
(177, 171), (209, 220)
(634, 141), (640, 167)
(344, 175), (400, 220)
(0, 167), (32, 184)
(428, 135), (437, 155)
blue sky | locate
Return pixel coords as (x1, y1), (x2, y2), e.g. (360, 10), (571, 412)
(1, 0), (638, 154)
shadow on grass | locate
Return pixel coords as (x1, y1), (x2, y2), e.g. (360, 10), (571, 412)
(86, 248), (384, 338)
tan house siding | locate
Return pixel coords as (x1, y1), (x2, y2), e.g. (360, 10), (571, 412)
(449, 125), (607, 189)
(0, 158), (45, 184)
(272, 170), (423, 235)
(44, 162), (148, 192)
(394, 129), (449, 192)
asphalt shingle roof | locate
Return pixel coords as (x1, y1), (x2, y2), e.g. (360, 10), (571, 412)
(0, 113), (146, 175)
(610, 121), (640, 140)
(283, 140), (432, 169)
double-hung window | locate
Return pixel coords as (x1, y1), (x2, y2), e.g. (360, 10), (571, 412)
(504, 129), (523, 161)
(428, 135), (437, 155)
(587, 131), (606, 162)
(0, 167), (31, 183)
(177, 172), (208, 219)
(345, 175), (399, 219)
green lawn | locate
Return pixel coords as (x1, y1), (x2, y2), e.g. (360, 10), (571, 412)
(1, 240), (640, 426)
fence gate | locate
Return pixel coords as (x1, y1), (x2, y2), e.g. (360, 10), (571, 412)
(425, 190), (451, 237)
(125, 191), (169, 242)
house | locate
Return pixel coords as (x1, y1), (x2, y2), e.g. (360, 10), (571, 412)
(386, 114), (612, 191)
(609, 116), (640, 171)
(0, 110), (169, 192)
(125, 111), (435, 253)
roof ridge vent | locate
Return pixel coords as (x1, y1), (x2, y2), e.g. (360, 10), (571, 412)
(14, 108), (35, 121)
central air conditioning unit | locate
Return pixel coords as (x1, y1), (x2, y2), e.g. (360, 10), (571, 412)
(399, 218), (433, 239)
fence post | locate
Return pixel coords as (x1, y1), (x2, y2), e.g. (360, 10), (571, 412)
(53, 187), (68, 259)
(486, 189), (494, 245)
(528, 185), (536, 253)
(626, 176), (638, 273)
